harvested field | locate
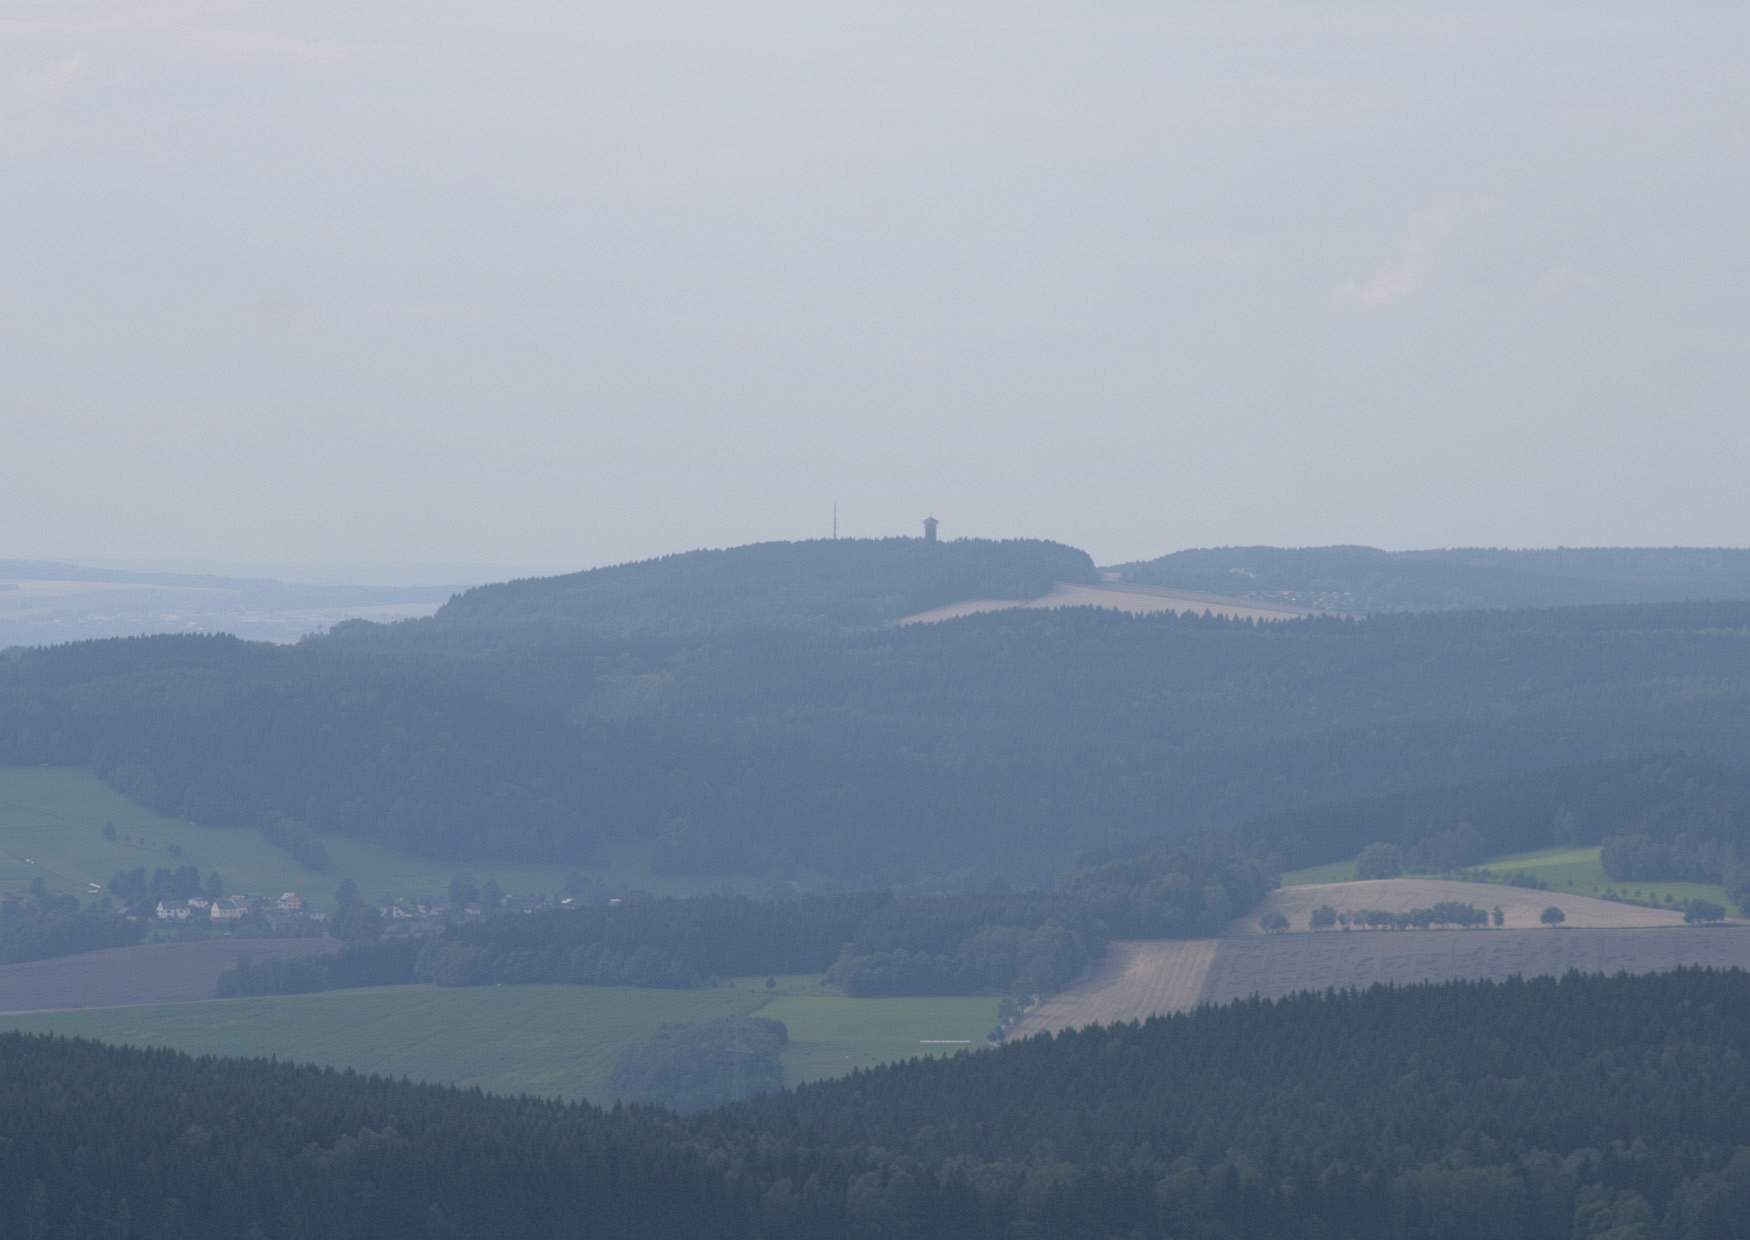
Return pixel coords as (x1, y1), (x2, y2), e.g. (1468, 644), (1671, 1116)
(1245, 878), (1689, 933)
(1200, 926), (1750, 1009)
(1008, 939), (1218, 1039)
(898, 582), (1312, 626)
(1011, 926), (1750, 1038)
(0, 939), (335, 1014)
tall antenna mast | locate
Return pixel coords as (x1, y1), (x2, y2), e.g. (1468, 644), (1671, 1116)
(833, 502), (838, 540)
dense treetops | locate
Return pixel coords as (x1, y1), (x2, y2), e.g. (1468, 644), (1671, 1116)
(1193, 753), (1750, 871)
(218, 848), (1274, 1000)
(13, 969), (1750, 1237)
(342, 536), (1096, 649)
(7, 596), (1750, 882)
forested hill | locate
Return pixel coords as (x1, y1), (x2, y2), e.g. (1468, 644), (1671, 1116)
(335, 537), (1095, 649)
(14, 969), (1750, 1237)
(1119, 544), (1750, 613)
(8, 601), (1750, 879)
(1165, 753), (1750, 875)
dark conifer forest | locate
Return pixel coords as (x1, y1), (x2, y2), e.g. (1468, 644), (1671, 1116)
(13, 969), (1750, 1238)
(1119, 545), (1750, 613)
(217, 847), (1274, 998)
(6, 538), (1750, 883)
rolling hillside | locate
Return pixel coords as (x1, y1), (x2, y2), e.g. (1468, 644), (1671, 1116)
(7, 541), (1750, 885)
(1117, 545), (1750, 613)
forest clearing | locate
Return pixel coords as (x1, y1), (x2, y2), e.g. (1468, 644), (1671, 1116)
(897, 581), (1313, 624)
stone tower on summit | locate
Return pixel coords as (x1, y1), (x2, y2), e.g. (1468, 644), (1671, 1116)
(923, 516), (939, 543)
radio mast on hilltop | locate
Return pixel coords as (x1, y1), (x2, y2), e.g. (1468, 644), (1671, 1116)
(833, 502), (838, 540)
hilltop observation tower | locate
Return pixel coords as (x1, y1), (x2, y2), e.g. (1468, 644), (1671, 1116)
(923, 516), (939, 543)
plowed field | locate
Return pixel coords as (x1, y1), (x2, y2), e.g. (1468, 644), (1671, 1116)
(1008, 939), (1218, 1038)
(0, 938), (336, 1013)
(1009, 926), (1750, 1038)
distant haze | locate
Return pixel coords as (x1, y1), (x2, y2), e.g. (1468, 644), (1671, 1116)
(5, 2), (1748, 573)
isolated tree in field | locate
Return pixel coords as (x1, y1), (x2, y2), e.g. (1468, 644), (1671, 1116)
(335, 877), (360, 909)
(1260, 911), (1290, 934)
(1355, 843), (1403, 880)
(449, 875), (480, 911)
(1309, 904), (1338, 930)
(1540, 905), (1566, 927)
(1492, 905), (1504, 927)
(482, 878), (505, 914)
(1684, 899), (1727, 924)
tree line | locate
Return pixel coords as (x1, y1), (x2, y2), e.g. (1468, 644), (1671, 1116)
(7, 570), (1750, 886)
(216, 847), (1275, 1000)
(14, 968), (1750, 1236)
(0, 885), (142, 965)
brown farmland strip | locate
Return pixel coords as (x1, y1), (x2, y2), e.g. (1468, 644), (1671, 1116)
(1199, 926), (1750, 1009)
(0, 939), (337, 1014)
(1007, 939), (1219, 1038)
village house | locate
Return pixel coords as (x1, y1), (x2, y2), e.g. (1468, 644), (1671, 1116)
(210, 896), (249, 922)
(276, 892), (304, 912)
(154, 900), (193, 921)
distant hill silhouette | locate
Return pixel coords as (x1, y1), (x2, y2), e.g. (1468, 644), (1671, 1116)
(1116, 545), (1750, 613)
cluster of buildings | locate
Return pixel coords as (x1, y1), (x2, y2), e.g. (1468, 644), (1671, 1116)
(154, 891), (311, 927)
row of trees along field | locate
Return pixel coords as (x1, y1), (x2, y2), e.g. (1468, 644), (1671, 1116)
(1081, 752), (1750, 909)
(8, 590), (1750, 883)
(12, 968), (1750, 1237)
(218, 847), (1275, 999)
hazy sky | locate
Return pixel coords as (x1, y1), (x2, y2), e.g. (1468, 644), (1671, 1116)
(5, 2), (1748, 579)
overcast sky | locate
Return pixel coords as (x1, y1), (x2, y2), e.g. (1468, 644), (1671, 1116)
(5, 2), (1748, 580)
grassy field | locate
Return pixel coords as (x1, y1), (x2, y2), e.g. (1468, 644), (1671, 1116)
(763, 993), (1001, 1084)
(1470, 845), (1736, 910)
(0, 978), (1003, 1100)
(1283, 845), (1735, 912)
(1281, 859), (1357, 886)
(0, 984), (768, 1102)
(0, 768), (777, 911)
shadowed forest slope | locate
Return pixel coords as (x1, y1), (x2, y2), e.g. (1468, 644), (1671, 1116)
(7, 595), (1750, 881)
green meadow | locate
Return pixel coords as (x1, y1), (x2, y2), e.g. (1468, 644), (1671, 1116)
(1281, 842), (1734, 912)
(1472, 845), (1735, 910)
(0, 767), (775, 911)
(0, 979), (1002, 1102)
(1280, 858), (1357, 886)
